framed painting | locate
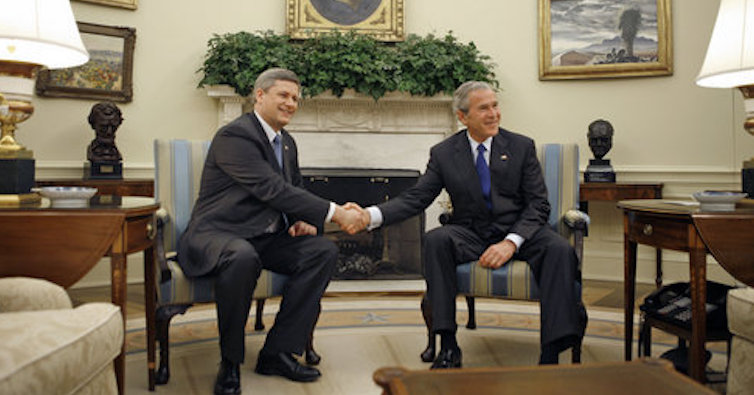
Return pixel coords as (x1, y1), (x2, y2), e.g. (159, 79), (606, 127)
(539, 0), (672, 80)
(287, 0), (405, 41)
(72, 0), (138, 10)
(36, 22), (136, 102)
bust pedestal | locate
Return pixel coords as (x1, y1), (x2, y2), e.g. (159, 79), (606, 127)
(585, 159), (616, 182)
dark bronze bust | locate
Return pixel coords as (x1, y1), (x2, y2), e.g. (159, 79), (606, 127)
(85, 101), (123, 179)
(585, 119), (616, 182)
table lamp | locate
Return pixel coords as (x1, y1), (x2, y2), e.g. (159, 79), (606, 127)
(0, 0), (89, 205)
(696, 0), (754, 198)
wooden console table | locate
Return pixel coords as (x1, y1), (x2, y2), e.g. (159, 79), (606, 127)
(580, 182), (665, 287)
(36, 178), (154, 197)
(619, 199), (754, 383)
(373, 359), (715, 394)
(0, 196), (159, 394)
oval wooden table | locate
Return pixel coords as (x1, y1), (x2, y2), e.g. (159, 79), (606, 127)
(0, 196), (160, 395)
(618, 198), (754, 384)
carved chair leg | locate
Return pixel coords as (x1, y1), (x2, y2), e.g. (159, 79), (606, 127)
(571, 339), (582, 364)
(465, 296), (477, 329)
(305, 303), (322, 366)
(254, 298), (266, 331)
(420, 294), (436, 362)
(155, 304), (191, 386)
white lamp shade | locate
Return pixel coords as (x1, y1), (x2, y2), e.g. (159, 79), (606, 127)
(0, 0), (89, 69)
(697, 0), (754, 88)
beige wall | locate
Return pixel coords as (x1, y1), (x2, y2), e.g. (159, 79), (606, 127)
(30, 1), (747, 287)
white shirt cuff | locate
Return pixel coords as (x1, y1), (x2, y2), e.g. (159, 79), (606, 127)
(505, 233), (524, 251)
(325, 202), (336, 223)
(366, 206), (383, 230)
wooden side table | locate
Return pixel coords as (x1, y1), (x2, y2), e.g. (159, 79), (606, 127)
(580, 182), (664, 287)
(36, 178), (154, 197)
(374, 359), (716, 395)
(618, 199), (754, 383)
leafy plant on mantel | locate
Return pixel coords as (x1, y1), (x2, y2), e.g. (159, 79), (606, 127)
(197, 31), (498, 100)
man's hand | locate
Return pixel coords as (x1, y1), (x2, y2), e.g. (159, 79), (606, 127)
(478, 239), (516, 269)
(288, 220), (317, 237)
(332, 202), (370, 234)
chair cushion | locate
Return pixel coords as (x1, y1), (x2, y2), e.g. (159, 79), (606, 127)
(457, 260), (540, 300)
(728, 287), (754, 341)
(0, 277), (72, 312)
(0, 303), (122, 395)
(157, 259), (290, 305)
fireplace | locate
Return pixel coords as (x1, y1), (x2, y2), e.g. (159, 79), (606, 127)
(303, 168), (424, 280)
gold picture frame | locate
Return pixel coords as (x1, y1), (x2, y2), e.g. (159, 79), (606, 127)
(35, 22), (136, 102)
(73, 0), (137, 10)
(287, 0), (404, 42)
(539, 0), (672, 80)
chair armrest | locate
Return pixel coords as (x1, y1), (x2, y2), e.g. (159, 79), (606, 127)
(0, 278), (72, 312)
(563, 209), (590, 231)
(154, 210), (174, 283)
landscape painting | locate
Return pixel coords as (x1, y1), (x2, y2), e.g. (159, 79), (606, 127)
(36, 23), (135, 102)
(539, 0), (672, 80)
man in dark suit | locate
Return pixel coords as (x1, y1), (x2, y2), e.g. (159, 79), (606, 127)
(178, 68), (364, 395)
(357, 81), (586, 368)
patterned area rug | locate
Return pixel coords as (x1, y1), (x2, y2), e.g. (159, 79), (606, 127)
(123, 297), (728, 394)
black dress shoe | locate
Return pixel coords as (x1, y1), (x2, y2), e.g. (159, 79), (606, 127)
(214, 360), (241, 395)
(255, 351), (321, 382)
(430, 348), (462, 369)
(305, 348), (321, 365)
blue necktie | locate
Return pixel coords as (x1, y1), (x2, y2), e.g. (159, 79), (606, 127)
(272, 134), (283, 170)
(476, 144), (491, 209)
(272, 134), (289, 229)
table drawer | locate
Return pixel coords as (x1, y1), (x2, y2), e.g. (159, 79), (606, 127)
(126, 215), (154, 253)
(627, 213), (691, 251)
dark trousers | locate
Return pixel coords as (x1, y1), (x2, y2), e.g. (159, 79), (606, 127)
(424, 224), (580, 346)
(212, 233), (338, 363)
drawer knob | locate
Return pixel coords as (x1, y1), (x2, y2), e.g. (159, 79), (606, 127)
(642, 224), (653, 236)
(147, 222), (156, 240)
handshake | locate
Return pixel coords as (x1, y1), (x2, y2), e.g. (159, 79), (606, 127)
(332, 202), (371, 235)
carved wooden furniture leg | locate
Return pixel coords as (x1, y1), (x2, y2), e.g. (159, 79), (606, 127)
(420, 294), (435, 362)
(254, 298), (266, 331)
(155, 304), (191, 386)
(465, 296), (476, 329)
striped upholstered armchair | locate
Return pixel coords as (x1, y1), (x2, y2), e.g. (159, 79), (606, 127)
(148, 139), (316, 390)
(419, 143), (589, 363)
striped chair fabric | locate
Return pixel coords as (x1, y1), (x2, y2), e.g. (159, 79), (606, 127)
(153, 139), (288, 305)
(455, 143), (582, 300)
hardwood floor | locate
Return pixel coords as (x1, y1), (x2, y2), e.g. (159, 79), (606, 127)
(67, 279), (659, 320)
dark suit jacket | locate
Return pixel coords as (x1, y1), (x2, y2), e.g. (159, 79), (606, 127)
(378, 128), (550, 242)
(178, 113), (331, 277)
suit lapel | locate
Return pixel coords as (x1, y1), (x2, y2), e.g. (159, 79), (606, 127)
(280, 130), (292, 182)
(249, 113), (285, 176)
(489, 131), (512, 195)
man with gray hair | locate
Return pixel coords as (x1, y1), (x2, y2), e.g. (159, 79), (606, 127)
(353, 80), (586, 368)
(179, 67), (365, 394)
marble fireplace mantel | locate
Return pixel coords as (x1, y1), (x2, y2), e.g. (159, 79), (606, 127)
(205, 84), (457, 136)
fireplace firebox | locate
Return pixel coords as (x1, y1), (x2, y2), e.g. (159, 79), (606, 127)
(302, 168), (424, 280)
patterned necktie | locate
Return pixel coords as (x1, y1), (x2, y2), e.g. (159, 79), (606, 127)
(272, 134), (289, 229)
(476, 144), (491, 209)
(272, 134), (283, 171)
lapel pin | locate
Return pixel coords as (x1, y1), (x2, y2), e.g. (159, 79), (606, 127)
(284, 145), (289, 151)
(501, 154), (508, 161)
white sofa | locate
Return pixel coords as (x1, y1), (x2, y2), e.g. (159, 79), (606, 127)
(0, 277), (123, 395)
(727, 286), (754, 395)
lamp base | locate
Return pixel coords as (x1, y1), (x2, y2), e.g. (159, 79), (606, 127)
(0, 192), (41, 207)
(0, 157), (35, 194)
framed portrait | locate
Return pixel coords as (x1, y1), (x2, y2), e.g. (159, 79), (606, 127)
(287, 0), (405, 41)
(72, 0), (137, 10)
(539, 0), (672, 80)
(36, 22), (136, 102)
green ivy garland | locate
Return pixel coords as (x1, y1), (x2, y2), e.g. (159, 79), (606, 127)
(198, 31), (498, 100)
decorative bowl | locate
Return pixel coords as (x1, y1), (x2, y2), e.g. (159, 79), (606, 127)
(35, 186), (98, 208)
(692, 190), (747, 211)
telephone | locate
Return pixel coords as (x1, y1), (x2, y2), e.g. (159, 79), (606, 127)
(639, 281), (733, 332)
